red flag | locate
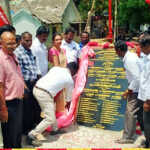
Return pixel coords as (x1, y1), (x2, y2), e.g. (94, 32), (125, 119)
(146, 0), (150, 5)
(0, 6), (9, 26)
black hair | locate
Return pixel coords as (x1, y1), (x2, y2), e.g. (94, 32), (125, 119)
(16, 34), (21, 43)
(21, 32), (32, 38)
(67, 62), (79, 76)
(114, 40), (128, 52)
(36, 26), (49, 36)
(65, 28), (75, 35)
(139, 34), (150, 48)
(0, 25), (16, 36)
(52, 33), (62, 41)
(80, 31), (89, 37)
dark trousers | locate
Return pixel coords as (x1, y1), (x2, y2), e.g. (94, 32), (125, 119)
(23, 80), (42, 134)
(143, 111), (150, 148)
(1, 99), (23, 148)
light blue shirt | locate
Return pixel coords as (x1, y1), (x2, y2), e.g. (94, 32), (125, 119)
(138, 53), (150, 101)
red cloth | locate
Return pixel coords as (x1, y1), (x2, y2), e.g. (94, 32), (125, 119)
(46, 46), (95, 132)
(126, 42), (135, 48)
(0, 6), (9, 26)
(146, 0), (150, 5)
(87, 41), (99, 47)
(102, 42), (110, 49)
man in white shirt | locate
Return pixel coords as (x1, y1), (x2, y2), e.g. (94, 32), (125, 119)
(27, 62), (78, 146)
(61, 28), (80, 64)
(114, 40), (144, 144)
(138, 34), (150, 148)
(31, 26), (49, 76)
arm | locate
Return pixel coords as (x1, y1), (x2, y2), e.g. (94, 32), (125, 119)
(126, 58), (140, 92)
(122, 58), (140, 99)
(144, 62), (150, 104)
(65, 81), (74, 102)
(52, 55), (60, 66)
(143, 100), (150, 112)
(0, 63), (8, 122)
(49, 48), (60, 66)
(0, 82), (8, 123)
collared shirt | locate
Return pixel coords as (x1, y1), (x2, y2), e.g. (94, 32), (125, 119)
(31, 37), (48, 76)
(14, 45), (40, 81)
(0, 50), (24, 100)
(79, 42), (84, 49)
(61, 40), (80, 63)
(138, 54), (150, 101)
(36, 66), (74, 102)
(123, 50), (141, 93)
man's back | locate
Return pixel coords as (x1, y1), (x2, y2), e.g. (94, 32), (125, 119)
(36, 66), (74, 99)
(123, 50), (140, 93)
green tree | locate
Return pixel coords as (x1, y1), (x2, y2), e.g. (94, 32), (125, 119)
(118, 0), (150, 31)
(77, 0), (108, 21)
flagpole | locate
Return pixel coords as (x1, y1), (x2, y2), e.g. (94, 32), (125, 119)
(107, 0), (113, 40)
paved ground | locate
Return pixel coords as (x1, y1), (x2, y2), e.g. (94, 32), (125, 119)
(23, 123), (145, 148)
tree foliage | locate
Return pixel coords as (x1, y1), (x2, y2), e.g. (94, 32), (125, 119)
(118, 0), (150, 31)
(75, 0), (108, 21)
(74, 0), (150, 32)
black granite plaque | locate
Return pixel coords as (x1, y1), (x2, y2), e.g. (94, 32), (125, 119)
(77, 48), (128, 131)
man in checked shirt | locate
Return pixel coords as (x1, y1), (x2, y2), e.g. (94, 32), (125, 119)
(14, 32), (42, 136)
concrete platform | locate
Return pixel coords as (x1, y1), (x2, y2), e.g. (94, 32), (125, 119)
(23, 124), (145, 148)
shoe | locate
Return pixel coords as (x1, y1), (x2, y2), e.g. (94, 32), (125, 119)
(36, 133), (47, 141)
(50, 129), (66, 135)
(115, 138), (134, 144)
(145, 140), (150, 148)
(26, 135), (42, 147)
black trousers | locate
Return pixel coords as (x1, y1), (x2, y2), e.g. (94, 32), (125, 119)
(23, 80), (42, 135)
(143, 111), (150, 148)
(1, 99), (23, 148)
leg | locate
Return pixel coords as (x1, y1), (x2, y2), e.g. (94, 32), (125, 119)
(29, 88), (57, 136)
(23, 89), (34, 134)
(23, 81), (41, 134)
(1, 99), (23, 148)
(122, 93), (138, 140)
(55, 90), (65, 113)
(143, 111), (150, 148)
(0, 124), (3, 148)
(137, 100), (144, 131)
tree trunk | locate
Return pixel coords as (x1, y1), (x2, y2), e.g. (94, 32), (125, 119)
(84, 0), (96, 33)
(114, 0), (118, 42)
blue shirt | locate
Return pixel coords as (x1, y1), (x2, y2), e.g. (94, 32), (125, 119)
(79, 42), (84, 49)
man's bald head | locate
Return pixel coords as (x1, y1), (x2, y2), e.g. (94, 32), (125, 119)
(1, 31), (17, 55)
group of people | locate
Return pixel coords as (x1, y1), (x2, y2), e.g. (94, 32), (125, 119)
(1, 22), (150, 149)
(0, 24), (90, 148)
(114, 32), (150, 148)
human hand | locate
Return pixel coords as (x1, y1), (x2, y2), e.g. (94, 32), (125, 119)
(0, 105), (8, 122)
(122, 89), (132, 100)
(144, 100), (150, 112)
